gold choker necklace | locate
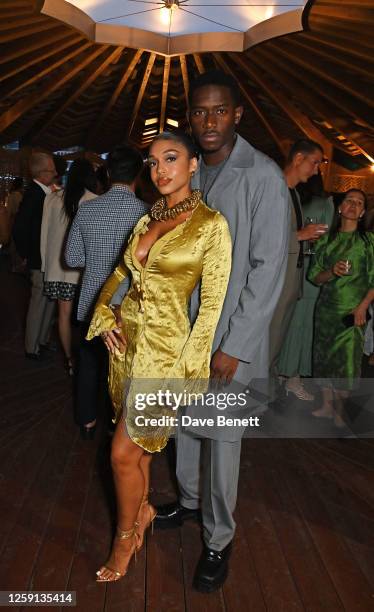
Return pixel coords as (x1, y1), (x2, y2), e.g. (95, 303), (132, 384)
(150, 189), (201, 222)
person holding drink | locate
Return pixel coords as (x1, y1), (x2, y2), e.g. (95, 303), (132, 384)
(278, 173), (334, 390)
(308, 188), (374, 426)
(269, 139), (328, 399)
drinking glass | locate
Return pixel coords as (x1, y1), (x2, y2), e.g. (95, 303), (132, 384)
(344, 259), (353, 276)
(304, 216), (317, 255)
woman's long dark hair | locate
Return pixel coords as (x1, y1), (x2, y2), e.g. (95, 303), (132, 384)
(328, 188), (368, 243)
(63, 159), (97, 222)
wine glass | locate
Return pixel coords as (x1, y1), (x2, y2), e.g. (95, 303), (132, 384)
(304, 216), (317, 255)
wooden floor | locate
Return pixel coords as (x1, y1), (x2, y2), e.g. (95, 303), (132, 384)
(1, 255), (374, 612)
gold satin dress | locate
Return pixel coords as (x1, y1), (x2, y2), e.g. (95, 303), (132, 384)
(87, 200), (231, 452)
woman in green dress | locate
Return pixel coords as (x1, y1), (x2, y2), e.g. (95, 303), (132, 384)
(308, 189), (374, 426)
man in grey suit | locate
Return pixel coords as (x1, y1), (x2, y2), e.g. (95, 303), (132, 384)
(155, 71), (290, 592)
(269, 139), (328, 400)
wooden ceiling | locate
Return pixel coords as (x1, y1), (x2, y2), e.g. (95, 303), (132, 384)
(0, 0), (373, 167)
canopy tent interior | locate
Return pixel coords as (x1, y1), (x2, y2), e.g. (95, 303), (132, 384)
(0, 0), (373, 194)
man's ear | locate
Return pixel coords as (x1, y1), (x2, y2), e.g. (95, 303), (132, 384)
(293, 152), (304, 167)
(190, 156), (198, 174)
(234, 105), (244, 126)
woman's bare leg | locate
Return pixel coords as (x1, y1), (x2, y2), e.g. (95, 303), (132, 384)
(58, 299), (73, 360)
(97, 418), (145, 581)
(139, 453), (152, 500)
(136, 453), (156, 549)
(333, 389), (349, 428)
(312, 387), (334, 418)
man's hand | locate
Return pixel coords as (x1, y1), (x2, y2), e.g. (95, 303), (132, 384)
(297, 224), (328, 242)
(210, 349), (239, 385)
(101, 305), (126, 354)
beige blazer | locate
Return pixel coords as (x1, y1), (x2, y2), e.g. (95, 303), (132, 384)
(41, 189), (97, 284)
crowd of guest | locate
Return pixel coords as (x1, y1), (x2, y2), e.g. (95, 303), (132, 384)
(6, 141), (372, 424)
(1, 69), (373, 593)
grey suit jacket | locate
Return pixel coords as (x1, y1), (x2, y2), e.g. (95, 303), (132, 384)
(190, 134), (290, 385)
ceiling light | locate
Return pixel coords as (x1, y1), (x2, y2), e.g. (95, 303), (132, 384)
(145, 118), (158, 126)
(166, 118), (179, 127)
(160, 0), (179, 26)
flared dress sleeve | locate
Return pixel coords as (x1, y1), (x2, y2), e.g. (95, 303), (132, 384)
(86, 258), (129, 340)
(171, 212), (232, 381)
(307, 234), (330, 285)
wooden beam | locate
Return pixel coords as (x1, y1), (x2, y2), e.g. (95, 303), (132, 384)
(268, 40), (373, 109)
(32, 46), (124, 142)
(0, 34), (83, 84)
(230, 53), (332, 151)
(159, 56), (171, 134)
(87, 49), (143, 146)
(0, 1), (32, 9)
(0, 45), (109, 133)
(0, 30), (75, 65)
(301, 31), (374, 65)
(312, 5), (374, 23)
(254, 45), (373, 128)
(249, 50), (374, 162)
(179, 55), (189, 102)
(289, 37), (370, 80)
(127, 53), (156, 140)
(213, 54), (285, 157)
(310, 15), (374, 46)
(0, 15), (46, 31)
(0, 8), (34, 19)
(2, 41), (93, 100)
(0, 20), (61, 44)
(193, 54), (205, 75)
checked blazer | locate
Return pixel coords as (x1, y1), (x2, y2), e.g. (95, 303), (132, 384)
(65, 184), (148, 321)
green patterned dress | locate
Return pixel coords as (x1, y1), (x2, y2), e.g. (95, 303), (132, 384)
(308, 231), (374, 385)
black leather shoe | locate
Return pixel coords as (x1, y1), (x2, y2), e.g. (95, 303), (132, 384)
(154, 501), (200, 529)
(193, 542), (232, 593)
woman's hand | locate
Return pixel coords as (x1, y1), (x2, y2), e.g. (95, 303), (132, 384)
(101, 329), (127, 354)
(352, 303), (368, 327)
(101, 305), (126, 354)
(332, 260), (349, 277)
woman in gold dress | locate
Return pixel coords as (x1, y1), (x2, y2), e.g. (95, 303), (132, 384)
(87, 131), (232, 582)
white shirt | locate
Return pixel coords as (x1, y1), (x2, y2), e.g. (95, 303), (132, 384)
(33, 179), (52, 196)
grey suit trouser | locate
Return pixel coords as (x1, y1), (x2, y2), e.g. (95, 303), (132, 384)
(176, 427), (241, 551)
(25, 270), (55, 354)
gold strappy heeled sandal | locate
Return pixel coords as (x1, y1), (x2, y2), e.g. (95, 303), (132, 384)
(96, 526), (139, 582)
(135, 496), (157, 552)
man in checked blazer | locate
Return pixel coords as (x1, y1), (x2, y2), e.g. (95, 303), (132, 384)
(65, 145), (148, 437)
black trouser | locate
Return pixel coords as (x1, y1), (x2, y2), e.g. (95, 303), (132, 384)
(75, 322), (111, 426)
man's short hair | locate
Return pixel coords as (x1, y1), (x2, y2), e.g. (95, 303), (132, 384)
(287, 139), (323, 164)
(107, 144), (144, 184)
(29, 152), (54, 179)
(188, 70), (241, 107)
